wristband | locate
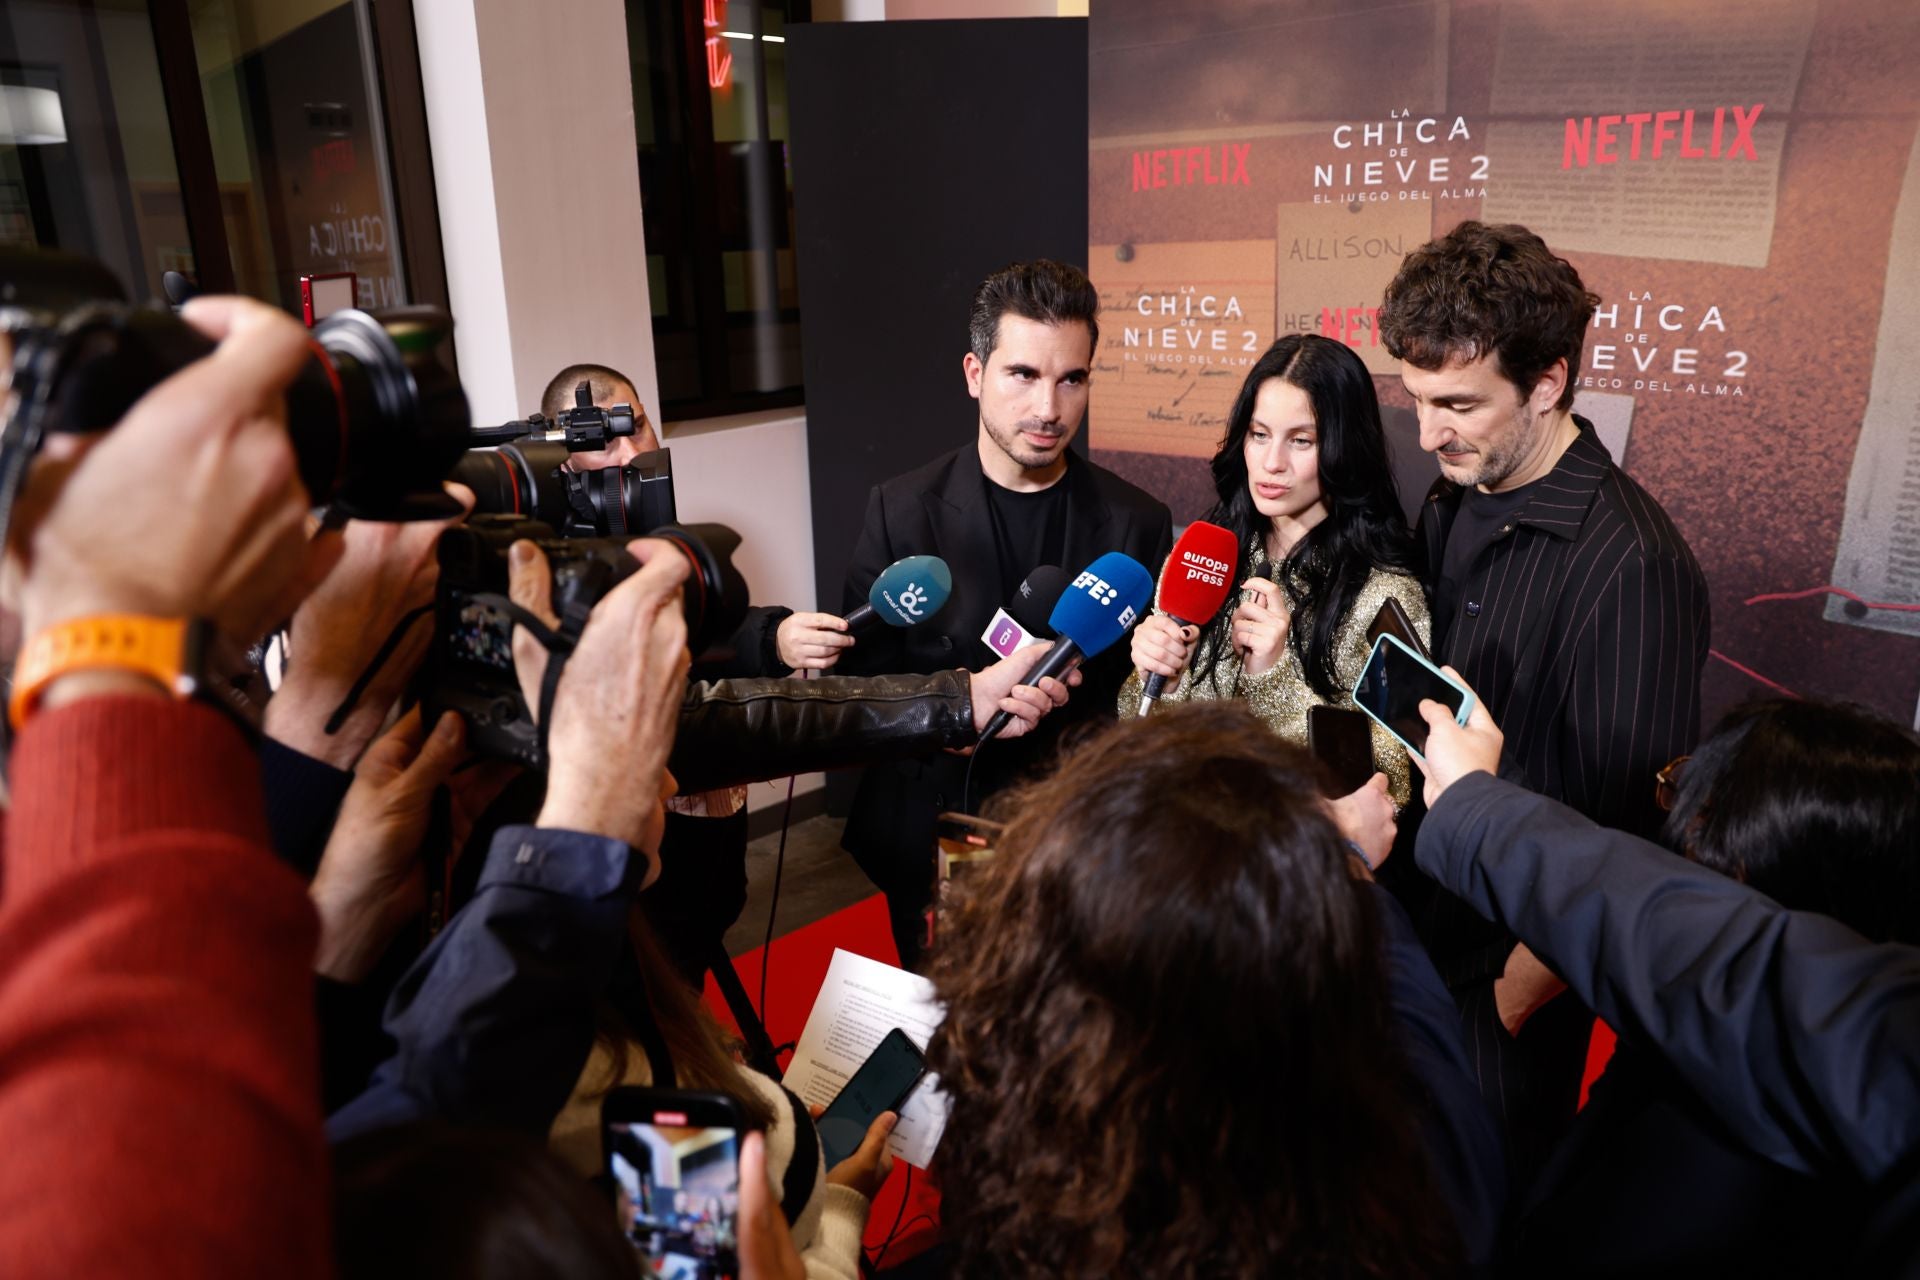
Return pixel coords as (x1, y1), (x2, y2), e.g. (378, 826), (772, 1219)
(10, 615), (211, 729)
(1345, 839), (1374, 871)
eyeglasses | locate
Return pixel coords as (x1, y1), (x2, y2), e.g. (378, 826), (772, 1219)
(1655, 755), (1690, 812)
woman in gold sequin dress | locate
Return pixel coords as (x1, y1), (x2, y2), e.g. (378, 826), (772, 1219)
(1119, 334), (1430, 805)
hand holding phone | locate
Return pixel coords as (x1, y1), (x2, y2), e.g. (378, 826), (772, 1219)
(817, 1028), (928, 1170)
(602, 1088), (754, 1271)
(1408, 671), (1505, 808)
(1351, 634), (1474, 761)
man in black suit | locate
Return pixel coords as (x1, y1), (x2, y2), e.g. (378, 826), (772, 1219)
(1379, 221), (1710, 1190)
(829, 259), (1173, 966)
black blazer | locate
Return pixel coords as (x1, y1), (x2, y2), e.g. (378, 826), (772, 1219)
(835, 444), (1171, 859)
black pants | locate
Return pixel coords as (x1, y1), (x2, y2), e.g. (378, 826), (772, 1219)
(1453, 976), (1594, 1197)
(641, 808), (751, 989)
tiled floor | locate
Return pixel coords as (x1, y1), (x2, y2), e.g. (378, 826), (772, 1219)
(723, 813), (875, 957)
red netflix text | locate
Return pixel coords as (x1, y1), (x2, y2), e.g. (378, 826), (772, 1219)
(1320, 306), (1382, 349)
(1562, 105), (1764, 169)
(1132, 143), (1251, 192)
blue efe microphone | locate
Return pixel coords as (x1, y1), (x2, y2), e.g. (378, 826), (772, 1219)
(844, 554), (953, 634)
(978, 551), (1154, 743)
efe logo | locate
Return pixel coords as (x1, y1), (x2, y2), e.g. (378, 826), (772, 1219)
(1072, 569), (1119, 606)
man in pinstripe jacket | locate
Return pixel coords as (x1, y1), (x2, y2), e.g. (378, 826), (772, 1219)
(1379, 221), (1710, 1190)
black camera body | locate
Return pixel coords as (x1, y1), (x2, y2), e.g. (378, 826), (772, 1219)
(422, 513), (748, 769)
(449, 439), (677, 538)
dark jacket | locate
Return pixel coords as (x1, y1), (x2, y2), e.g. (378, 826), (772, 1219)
(836, 445), (1172, 856)
(1418, 772), (1920, 1272)
(1411, 421), (1711, 988)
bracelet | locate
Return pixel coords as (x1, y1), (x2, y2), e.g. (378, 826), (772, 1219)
(1345, 839), (1374, 870)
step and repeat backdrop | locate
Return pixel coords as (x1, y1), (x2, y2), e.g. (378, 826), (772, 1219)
(1087, 0), (1920, 727)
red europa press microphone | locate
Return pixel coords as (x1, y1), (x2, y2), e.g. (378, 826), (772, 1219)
(1137, 520), (1238, 716)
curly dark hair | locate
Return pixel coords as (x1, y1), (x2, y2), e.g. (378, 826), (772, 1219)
(927, 703), (1464, 1279)
(1379, 221), (1599, 411)
(969, 259), (1100, 365)
(1191, 334), (1421, 700)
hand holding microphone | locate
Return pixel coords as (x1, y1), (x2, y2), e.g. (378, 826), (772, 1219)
(781, 554), (953, 671)
(1137, 521), (1238, 714)
(978, 551), (1155, 744)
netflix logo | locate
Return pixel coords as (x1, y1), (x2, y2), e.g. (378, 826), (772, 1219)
(1562, 105), (1764, 169)
(1131, 143), (1251, 192)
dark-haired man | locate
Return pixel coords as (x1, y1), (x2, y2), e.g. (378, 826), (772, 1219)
(836, 259), (1173, 966)
(1379, 221), (1709, 1188)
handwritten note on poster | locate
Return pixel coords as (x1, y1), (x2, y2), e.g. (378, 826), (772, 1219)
(1089, 241), (1275, 457)
(1274, 200), (1433, 376)
(1827, 128), (1920, 644)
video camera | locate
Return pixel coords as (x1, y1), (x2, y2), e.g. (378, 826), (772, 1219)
(449, 380), (675, 537)
(421, 515), (747, 768)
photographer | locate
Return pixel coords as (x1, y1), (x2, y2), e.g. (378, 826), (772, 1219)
(328, 537), (894, 1279)
(0, 298), (336, 1277)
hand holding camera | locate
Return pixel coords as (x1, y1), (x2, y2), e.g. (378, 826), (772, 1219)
(12, 299), (344, 723)
(509, 536), (691, 854)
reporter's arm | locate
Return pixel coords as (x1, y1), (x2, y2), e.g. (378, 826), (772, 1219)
(0, 698), (329, 1278)
(1415, 770), (1920, 1183)
(325, 822), (645, 1142)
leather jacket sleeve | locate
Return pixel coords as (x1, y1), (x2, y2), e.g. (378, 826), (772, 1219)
(670, 669), (975, 793)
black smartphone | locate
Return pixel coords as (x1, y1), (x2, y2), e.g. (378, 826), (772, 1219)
(1367, 596), (1430, 661)
(818, 1028), (928, 1169)
(602, 1088), (752, 1273)
(1308, 704), (1377, 796)
(1351, 634), (1473, 761)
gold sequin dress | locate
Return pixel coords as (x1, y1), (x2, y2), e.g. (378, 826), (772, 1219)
(1118, 545), (1432, 806)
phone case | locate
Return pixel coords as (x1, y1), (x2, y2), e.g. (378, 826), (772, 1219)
(1367, 596), (1430, 661)
(1350, 633), (1474, 761)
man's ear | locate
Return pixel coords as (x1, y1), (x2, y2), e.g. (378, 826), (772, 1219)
(1529, 357), (1568, 416)
(963, 351), (985, 400)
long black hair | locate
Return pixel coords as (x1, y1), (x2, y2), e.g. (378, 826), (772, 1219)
(1190, 334), (1418, 698)
(1663, 698), (1920, 945)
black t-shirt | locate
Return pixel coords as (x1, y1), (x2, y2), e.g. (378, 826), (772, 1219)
(983, 476), (1071, 603)
(1437, 478), (1539, 649)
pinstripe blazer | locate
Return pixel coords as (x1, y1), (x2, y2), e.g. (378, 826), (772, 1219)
(1415, 420), (1709, 986)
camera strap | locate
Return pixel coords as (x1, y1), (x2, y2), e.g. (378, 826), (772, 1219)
(462, 590), (593, 768)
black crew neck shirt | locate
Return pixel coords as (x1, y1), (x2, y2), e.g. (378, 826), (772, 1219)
(983, 476), (1071, 603)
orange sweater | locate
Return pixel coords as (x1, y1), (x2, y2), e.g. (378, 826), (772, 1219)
(0, 697), (329, 1278)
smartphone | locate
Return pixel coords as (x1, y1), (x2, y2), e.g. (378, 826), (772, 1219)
(1367, 596), (1430, 661)
(602, 1088), (752, 1274)
(818, 1028), (928, 1169)
(1351, 633), (1473, 761)
(1307, 704), (1376, 796)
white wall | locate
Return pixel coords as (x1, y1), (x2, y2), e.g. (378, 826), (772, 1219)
(412, 0), (659, 424)
(415, 1), (820, 809)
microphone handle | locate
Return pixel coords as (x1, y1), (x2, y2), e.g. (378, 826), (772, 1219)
(843, 602), (877, 635)
(978, 638), (1084, 743)
(1137, 612), (1197, 713)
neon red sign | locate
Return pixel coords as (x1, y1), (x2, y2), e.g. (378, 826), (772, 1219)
(704, 0), (732, 90)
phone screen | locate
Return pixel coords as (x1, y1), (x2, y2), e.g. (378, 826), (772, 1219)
(1352, 635), (1466, 759)
(605, 1109), (742, 1275)
(818, 1028), (927, 1169)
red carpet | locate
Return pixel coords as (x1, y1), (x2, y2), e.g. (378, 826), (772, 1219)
(704, 893), (943, 1265)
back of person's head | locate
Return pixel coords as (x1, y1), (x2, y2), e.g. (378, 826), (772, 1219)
(1379, 220), (1599, 412)
(1664, 698), (1920, 944)
(968, 259), (1100, 365)
(542, 363), (640, 419)
(927, 702), (1461, 1279)
(333, 1122), (638, 1279)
